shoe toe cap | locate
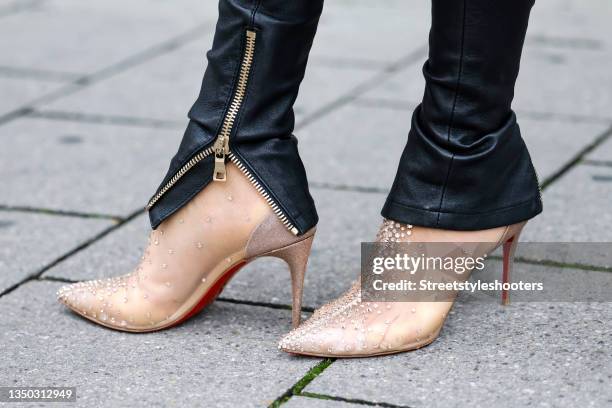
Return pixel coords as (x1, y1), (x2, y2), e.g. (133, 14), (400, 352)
(279, 324), (354, 357)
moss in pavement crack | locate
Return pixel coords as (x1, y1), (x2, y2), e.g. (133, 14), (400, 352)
(292, 358), (334, 395)
(269, 358), (335, 407)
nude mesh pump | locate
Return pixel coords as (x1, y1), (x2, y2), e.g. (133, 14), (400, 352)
(57, 163), (315, 332)
(278, 219), (525, 357)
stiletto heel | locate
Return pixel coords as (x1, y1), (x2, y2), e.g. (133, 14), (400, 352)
(501, 228), (523, 306)
(266, 235), (314, 328)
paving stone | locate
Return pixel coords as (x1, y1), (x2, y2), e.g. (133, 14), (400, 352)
(304, 296), (612, 408)
(299, 104), (406, 190)
(518, 163), (612, 268)
(0, 0), (41, 16)
(0, 281), (320, 408)
(0, 0), (217, 74)
(0, 117), (182, 216)
(294, 66), (378, 125)
(0, 76), (62, 116)
(0, 211), (111, 293)
(43, 188), (384, 310)
(522, 164), (612, 242)
(284, 396), (364, 408)
(311, 1), (429, 65)
(528, 0), (612, 49)
(513, 47), (612, 120)
(299, 102), (608, 187)
(357, 60), (425, 106)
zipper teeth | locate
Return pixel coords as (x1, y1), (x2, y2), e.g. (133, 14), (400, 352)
(218, 30), (256, 141)
(229, 152), (299, 235)
(146, 146), (214, 210)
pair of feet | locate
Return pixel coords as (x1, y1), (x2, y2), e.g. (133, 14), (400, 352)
(57, 163), (523, 357)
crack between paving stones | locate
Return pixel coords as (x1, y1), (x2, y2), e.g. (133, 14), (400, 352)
(0, 204), (122, 221)
(540, 124), (612, 190)
(490, 255), (612, 274)
(310, 56), (387, 71)
(352, 98), (417, 111)
(38, 276), (78, 284)
(310, 181), (389, 195)
(517, 110), (612, 125)
(27, 109), (184, 129)
(0, 0), (42, 19)
(300, 391), (414, 408)
(216, 297), (315, 313)
(353, 97), (612, 125)
(526, 35), (603, 50)
(582, 159), (612, 169)
(268, 358), (335, 407)
(0, 107), (33, 126)
(0, 65), (83, 82)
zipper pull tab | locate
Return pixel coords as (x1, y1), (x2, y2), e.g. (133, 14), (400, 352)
(213, 137), (230, 182)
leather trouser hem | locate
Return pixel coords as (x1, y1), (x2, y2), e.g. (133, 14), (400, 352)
(381, 194), (542, 231)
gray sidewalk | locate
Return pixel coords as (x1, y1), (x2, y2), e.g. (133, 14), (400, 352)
(1, 1), (611, 407)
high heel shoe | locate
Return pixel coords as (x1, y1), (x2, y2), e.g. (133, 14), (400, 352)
(278, 219), (525, 357)
(57, 163), (315, 332)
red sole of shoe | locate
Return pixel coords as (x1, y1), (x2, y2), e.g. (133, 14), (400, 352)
(169, 260), (248, 329)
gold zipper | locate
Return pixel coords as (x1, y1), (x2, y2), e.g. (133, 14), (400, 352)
(146, 146), (214, 210)
(147, 29), (299, 235)
(229, 152), (299, 235)
(212, 30), (256, 182)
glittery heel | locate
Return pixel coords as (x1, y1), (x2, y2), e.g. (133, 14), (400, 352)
(265, 235), (314, 328)
(244, 212), (316, 328)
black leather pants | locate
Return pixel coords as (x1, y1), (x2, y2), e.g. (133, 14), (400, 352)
(148, 0), (542, 236)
